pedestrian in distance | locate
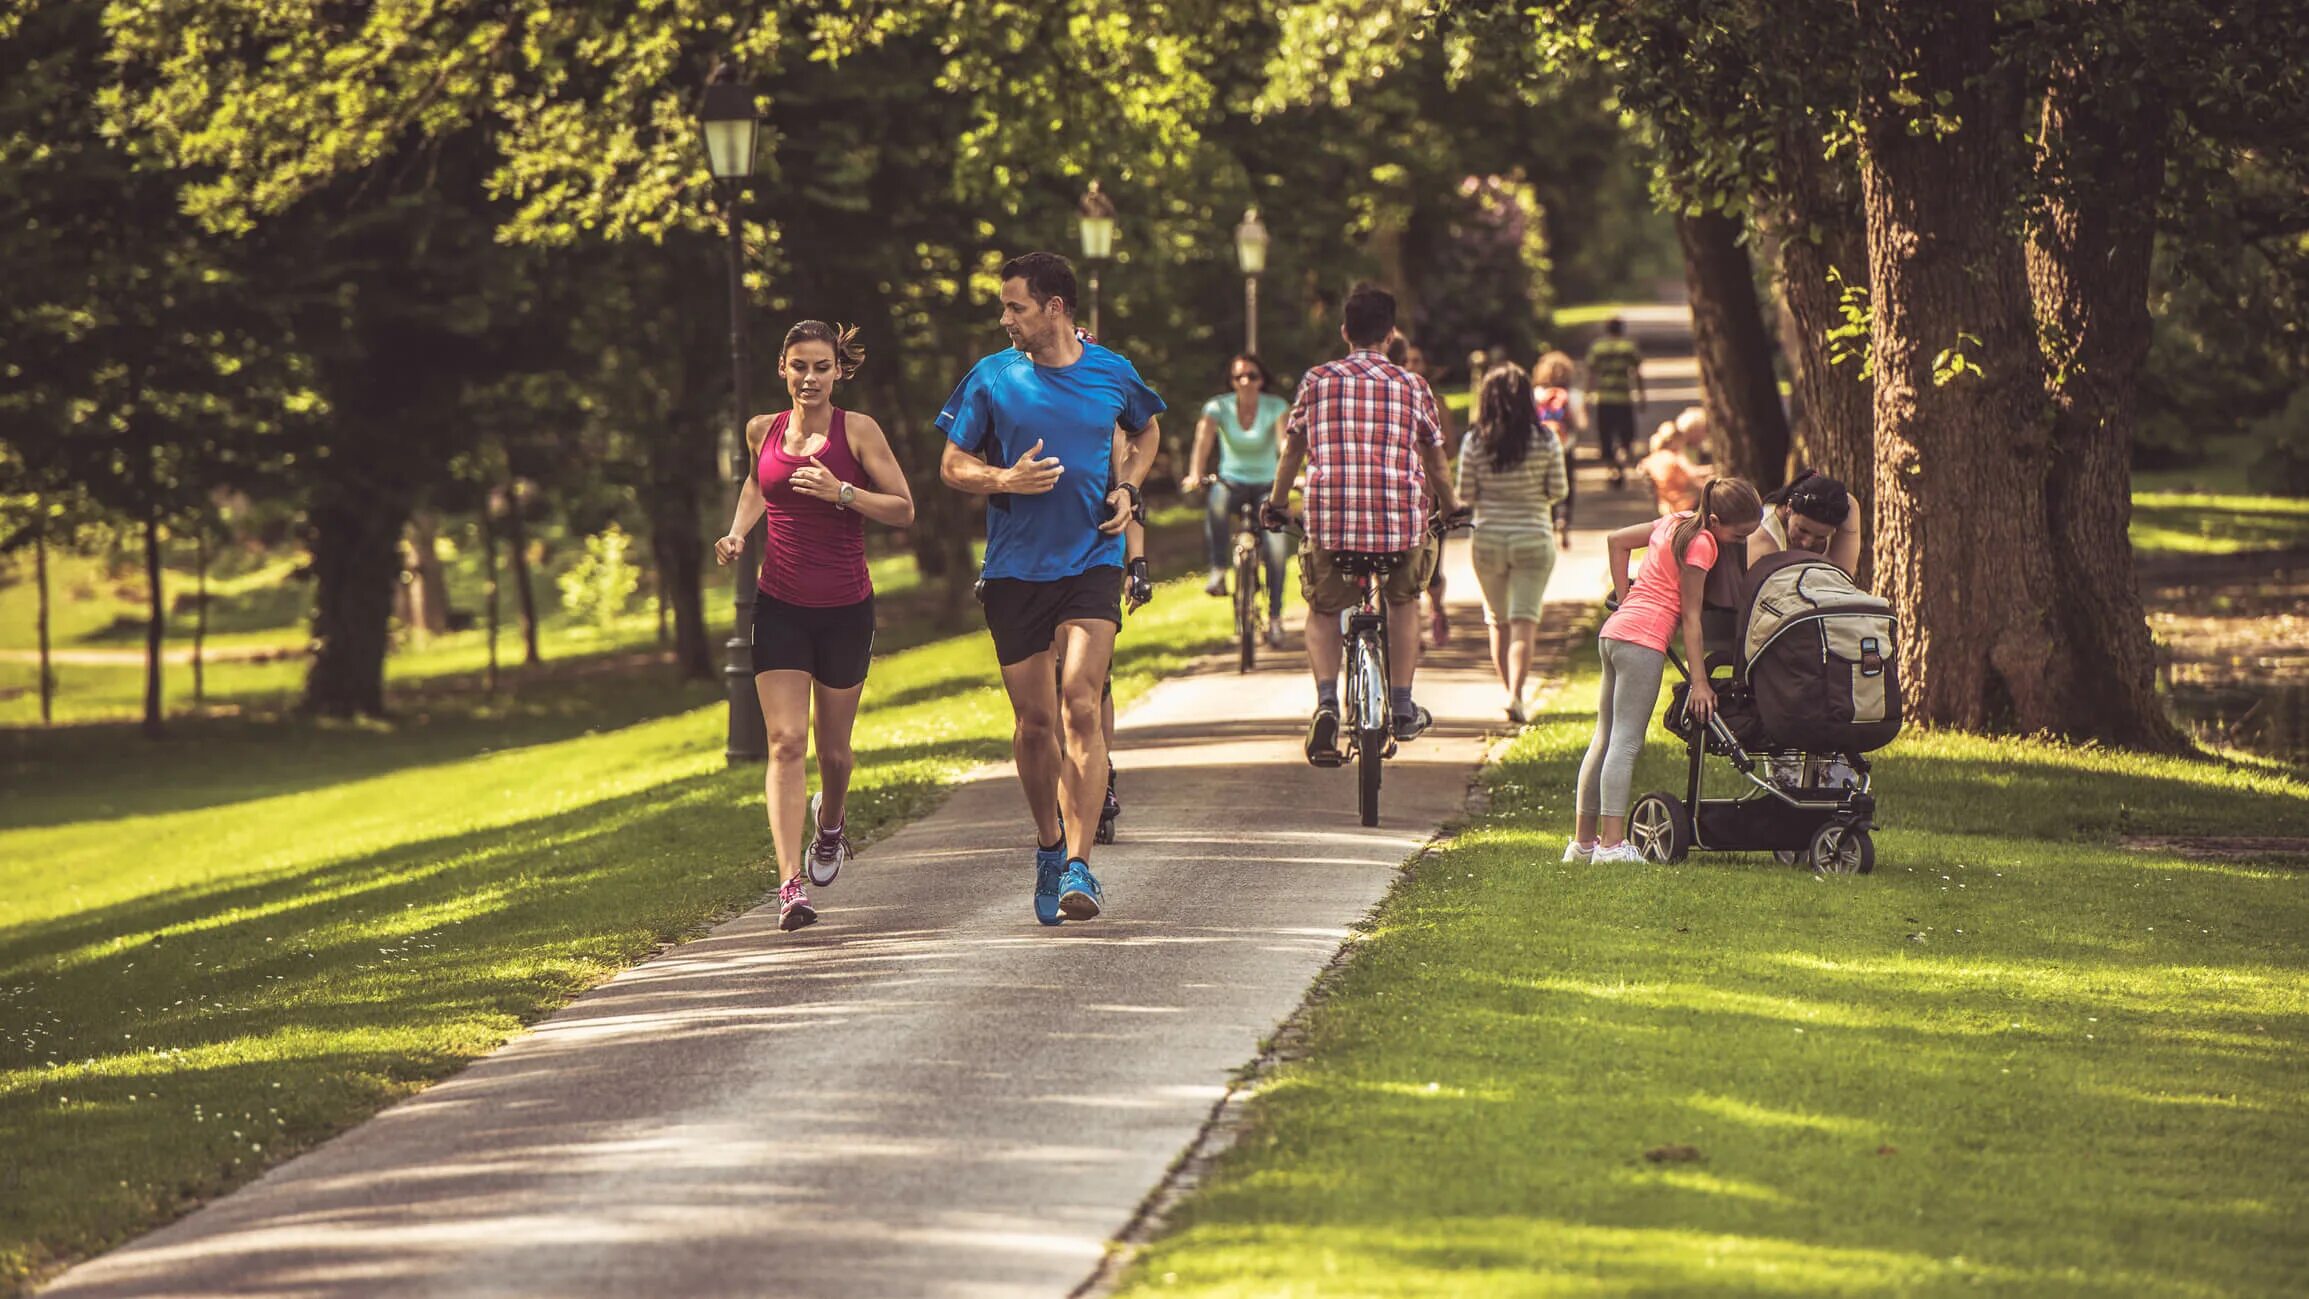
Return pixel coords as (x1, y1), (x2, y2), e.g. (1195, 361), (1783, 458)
(1394, 334), (1456, 648)
(1641, 419), (1713, 515)
(1264, 284), (1466, 763)
(1530, 350), (1583, 550)
(1584, 317), (1646, 487)
(1188, 352), (1292, 648)
(1568, 478), (1762, 864)
(937, 252), (1164, 925)
(1459, 363), (1569, 725)
(715, 321), (917, 933)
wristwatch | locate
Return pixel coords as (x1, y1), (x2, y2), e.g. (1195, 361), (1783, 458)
(837, 482), (856, 509)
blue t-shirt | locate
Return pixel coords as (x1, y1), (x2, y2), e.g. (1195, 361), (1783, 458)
(937, 344), (1167, 582)
(1200, 391), (1289, 484)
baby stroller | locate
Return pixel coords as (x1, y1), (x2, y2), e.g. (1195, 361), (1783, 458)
(1628, 548), (1901, 874)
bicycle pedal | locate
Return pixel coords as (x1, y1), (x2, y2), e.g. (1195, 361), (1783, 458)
(1308, 750), (1346, 769)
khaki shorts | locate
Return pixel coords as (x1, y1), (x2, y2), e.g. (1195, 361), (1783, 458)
(1300, 537), (1439, 615)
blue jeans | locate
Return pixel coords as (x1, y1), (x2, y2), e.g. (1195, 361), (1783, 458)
(1205, 479), (1291, 616)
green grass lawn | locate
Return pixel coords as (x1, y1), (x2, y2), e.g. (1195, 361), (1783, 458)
(2130, 491), (2309, 556)
(0, 570), (1252, 1292)
(1117, 634), (2309, 1298)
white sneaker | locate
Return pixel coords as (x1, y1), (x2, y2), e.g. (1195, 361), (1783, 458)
(1266, 621), (1286, 648)
(806, 792), (851, 888)
(1592, 842), (1645, 865)
(1204, 570), (1229, 597)
(1562, 838), (1594, 864)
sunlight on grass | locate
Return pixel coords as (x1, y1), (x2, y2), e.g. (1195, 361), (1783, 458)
(2130, 490), (2309, 555)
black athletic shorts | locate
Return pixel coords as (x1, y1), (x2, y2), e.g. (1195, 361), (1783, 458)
(751, 591), (875, 688)
(978, 565), (1123, 667)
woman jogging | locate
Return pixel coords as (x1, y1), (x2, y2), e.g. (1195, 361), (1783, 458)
(1459, 364), (1569, 724)
(714, 320), (916, 932)
(1188, 353), (1291, 646)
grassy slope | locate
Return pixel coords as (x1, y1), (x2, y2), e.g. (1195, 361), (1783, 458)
(1118, 635), (2309, 1298)
(0, 572), (1247, 1291)
(2130, 492), (2309, 556)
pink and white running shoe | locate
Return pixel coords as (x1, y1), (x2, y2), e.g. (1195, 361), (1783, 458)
(778, 877), (818, 932)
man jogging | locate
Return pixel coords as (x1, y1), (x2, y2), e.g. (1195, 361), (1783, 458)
(1265, 284), (1464, 763)
(938, 252), (1164, 925)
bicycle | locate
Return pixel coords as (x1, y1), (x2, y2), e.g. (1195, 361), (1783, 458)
(1267, 507), (1469, 827)
(1224, 491), (1269, 672)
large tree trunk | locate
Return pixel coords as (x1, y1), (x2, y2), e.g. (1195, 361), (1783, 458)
(141, 505), (165, 739)
(1676, 211), (1792, 492)
(1859, 3), (2068, 734)
(403, 511), (452, 639)
(645, 462), (711, 681)
(35, 519), (53, 726)
(305, 480), (407, 718)
(502, 476), (542, 667)
(2028, 75), (2188, 751)
(1763, 139), (1878, 584)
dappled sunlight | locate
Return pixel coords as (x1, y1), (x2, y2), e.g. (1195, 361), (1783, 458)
(1685, 1094), (1875, 1139)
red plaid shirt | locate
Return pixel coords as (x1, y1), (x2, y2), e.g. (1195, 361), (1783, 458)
(1288, 350), (1444, 552)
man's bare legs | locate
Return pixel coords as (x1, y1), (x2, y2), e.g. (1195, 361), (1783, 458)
(998, 654), (1065, 849)
(1054, 620), (1118, 862)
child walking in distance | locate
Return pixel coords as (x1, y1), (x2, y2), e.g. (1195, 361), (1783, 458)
(1570, 478), (1762, 864)
(715, 321), (917, 931)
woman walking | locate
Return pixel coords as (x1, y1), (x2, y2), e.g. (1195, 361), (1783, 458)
(1530, 351), (1583, 550)
(714, 321), (916, 932)
(1188, 352), (1292, 647)
(1458, 364), (1569, 723)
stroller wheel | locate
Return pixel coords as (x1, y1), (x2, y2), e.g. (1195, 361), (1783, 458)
(1773, 849), (1805, 869)
(1628, 792), (1693, 864)
(1809, 823), (1875, 875)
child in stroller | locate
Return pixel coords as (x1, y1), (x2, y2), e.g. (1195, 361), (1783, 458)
(1628, 544), (1902, 873)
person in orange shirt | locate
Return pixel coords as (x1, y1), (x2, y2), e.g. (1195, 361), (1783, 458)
(1639, 421), (1713, 516)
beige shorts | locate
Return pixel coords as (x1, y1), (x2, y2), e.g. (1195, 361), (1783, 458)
(1299, 537), (1439, 615)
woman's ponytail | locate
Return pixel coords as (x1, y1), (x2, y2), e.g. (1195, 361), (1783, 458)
(1671, 479), (1716, 563)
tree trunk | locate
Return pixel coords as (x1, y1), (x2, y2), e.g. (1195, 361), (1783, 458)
(646, 469), (712, 681)
(884, 370), (978, 627)
(480, 502), (501, 695)
(1676, 210), (1792, 492)
(304, 481), (407, 718)
(193, 527), (208, 707)
(35, 518), (54, 726)
(2027, 75), (2188, 751)
(1859, 3), (2067, 734)
(1763, 138), (1878, 585)
(502, 476), (542, 666)
(404, 511), (452, 639)
(142, 505), (165, 739)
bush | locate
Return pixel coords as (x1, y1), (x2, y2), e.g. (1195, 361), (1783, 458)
(2248, 387), (2309, 496)
(555, 523), (642, 627)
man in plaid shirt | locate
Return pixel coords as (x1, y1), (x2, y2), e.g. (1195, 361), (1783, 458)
(1265, 285), (1466, 763)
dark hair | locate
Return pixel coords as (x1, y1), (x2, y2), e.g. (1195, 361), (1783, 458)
(999, 251), (1078, 316)
(1766, 468), (1853, 527)
(1474, 364), (1538, 473)
(1383, 331), (1410, 366)
(1605, 316), (1627, 337)
(1343, 284), (1397, 348)
(1672, 477), (1763, 565)
(781, 319), (864, 378)
(1229, 352), (1276, 392)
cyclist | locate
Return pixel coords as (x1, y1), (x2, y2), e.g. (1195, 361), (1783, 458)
(1263, 284), (1464, 763)
(938, 252), (1164, 925)
(1584, 317), (1646, 488)
(1188, 352), (1290, 648)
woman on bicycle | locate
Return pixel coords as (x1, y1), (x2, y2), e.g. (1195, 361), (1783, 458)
(715, 320), (916, 932)
(1459, 364), (1569, 724)
(1188, 352), (1291, 647)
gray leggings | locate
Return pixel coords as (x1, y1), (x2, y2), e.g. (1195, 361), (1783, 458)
(1576, 636), (1667, 819)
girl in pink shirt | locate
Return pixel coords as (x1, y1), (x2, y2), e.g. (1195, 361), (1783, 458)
(1569, 478), (1762, 864)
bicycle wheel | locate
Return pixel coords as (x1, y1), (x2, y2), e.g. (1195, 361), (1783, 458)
(1352, 631), (1388, 826)
(1235, 551), (1258, 672)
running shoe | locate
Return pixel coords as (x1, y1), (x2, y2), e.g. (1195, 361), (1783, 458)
(778, 877), (817, 932)
(1096, 772), (1121, 845)
(1034, 840), (1067, 926)
(1058, 859), (1104, 921)
(1204, 570), (1229, 597)
(1265, 621), (1286, 648)
(1392, 703), (1434, 743)
(1305, 703), (1341, 764)
(806, 791), (850, 888)
(1592, 842), (1644, 865)
(1562, 838), (1595, 864)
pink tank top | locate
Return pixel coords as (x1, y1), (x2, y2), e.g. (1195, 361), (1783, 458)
(756, 408), (871, 607)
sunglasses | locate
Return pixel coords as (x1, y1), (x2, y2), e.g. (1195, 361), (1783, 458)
(1232, 371), (1261, 383)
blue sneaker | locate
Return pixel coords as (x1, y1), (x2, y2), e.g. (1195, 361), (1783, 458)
(1058, 859), (1103, 921)
(1034, 841), (1067, 926)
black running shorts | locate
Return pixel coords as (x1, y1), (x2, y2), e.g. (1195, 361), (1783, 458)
(751, 591), (876, 688)
(979, 565), (1123, 667)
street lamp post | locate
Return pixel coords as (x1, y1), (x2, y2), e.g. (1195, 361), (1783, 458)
(702, 76), (767, 766)
(1078, 181), (1116, 338)
(1233, 206), (1269, 355)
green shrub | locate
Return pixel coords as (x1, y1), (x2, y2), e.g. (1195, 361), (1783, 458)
(554, 523), (642, 627)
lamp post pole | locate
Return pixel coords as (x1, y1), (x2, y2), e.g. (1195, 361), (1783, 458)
(1078, 181), (1117, 337)
(702, 75), (767, 766)
(1233, 207), (1269, 355)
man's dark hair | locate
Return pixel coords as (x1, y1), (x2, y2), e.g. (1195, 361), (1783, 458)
(1605, 316), (1627, 337)
(1000, 252), (1079, 316)
(1342, 284), (1397, 348)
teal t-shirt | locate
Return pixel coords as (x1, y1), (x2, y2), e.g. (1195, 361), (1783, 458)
(1200, 392), (1289, 484)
